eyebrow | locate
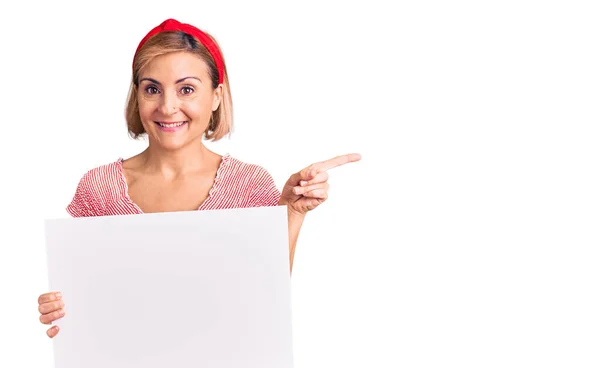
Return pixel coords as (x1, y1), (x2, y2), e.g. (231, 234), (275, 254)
(138, 76), (202, 85)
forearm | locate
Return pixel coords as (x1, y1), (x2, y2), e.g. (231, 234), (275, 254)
(286, 207), (305, 274)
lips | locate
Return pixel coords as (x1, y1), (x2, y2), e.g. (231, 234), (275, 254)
(154, 121), (188, 132)
(155, 121), (187, 128)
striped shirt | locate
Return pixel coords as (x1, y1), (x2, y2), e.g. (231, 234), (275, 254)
(66, 154), (282, 217)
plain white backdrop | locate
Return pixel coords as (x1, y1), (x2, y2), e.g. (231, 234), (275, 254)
(1, 1), (599, 367)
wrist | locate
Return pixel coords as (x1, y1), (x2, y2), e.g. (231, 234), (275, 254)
(286, 205), (306, 220)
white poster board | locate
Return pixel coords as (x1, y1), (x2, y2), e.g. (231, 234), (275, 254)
(44, 206), (293, 368)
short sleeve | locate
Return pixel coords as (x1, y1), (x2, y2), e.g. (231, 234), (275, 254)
(66, 172), (99, 217)
(247, 167), (282, 207)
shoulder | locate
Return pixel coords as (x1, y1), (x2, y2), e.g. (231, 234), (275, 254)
(77, 160), (124, 187)
(218, 154), (281, 207)
(66, 159), (125, 217)
(222, 155), (276, 186)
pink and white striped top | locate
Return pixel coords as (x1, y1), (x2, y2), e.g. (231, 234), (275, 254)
(66, 154), (281, 217)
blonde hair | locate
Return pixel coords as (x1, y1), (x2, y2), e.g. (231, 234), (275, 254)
(125, 31), (233, 141)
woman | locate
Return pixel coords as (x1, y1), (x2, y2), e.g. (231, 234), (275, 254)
(37, 18), (360, 338)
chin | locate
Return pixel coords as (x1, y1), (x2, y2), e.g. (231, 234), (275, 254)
(154, 137), (193, 151)
(150, 131), (205, 151)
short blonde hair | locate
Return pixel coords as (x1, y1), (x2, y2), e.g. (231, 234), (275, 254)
(125, 31), (233, 141)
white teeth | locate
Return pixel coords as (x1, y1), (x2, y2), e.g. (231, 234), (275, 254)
(159, 121), (186, 128)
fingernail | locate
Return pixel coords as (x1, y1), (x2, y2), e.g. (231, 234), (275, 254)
(56, 292), (62, 299)
(300, 181), (307, 186)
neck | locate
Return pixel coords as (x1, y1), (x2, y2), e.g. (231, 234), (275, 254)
(141, 139), (213, 177)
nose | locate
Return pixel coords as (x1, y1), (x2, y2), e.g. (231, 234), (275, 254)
(158, 91), (179, 115)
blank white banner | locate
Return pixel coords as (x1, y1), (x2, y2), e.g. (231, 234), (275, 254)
(44, 206), (293, 368)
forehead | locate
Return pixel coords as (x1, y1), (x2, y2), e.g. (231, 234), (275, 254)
(140, 51), (210, 79)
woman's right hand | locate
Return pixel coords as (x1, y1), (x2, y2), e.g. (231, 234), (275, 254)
(38, 291), (65, 338)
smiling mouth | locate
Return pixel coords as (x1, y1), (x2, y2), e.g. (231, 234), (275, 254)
(155, 121), (188, 128)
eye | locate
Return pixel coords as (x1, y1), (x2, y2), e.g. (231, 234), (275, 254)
(144, 85), (160, 95)
(180, 86), (194, 95)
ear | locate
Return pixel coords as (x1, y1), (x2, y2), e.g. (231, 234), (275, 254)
(212, 85), (223, 111)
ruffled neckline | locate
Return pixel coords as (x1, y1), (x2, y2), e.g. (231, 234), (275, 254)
(115, 153), (232, 213)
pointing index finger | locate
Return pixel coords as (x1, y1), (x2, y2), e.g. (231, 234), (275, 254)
(316, 153), (362, 172)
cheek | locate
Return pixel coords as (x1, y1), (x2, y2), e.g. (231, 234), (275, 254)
(137, 99), (155, 119)
(180, 99), (212, 119)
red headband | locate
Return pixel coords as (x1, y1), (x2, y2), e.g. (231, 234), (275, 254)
(133, 18), (225, 84)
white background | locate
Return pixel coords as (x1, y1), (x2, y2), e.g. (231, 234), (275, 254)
(1, 1), (599, 367)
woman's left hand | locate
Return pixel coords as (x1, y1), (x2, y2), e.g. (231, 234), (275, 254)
(279, 153), (361, 215)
